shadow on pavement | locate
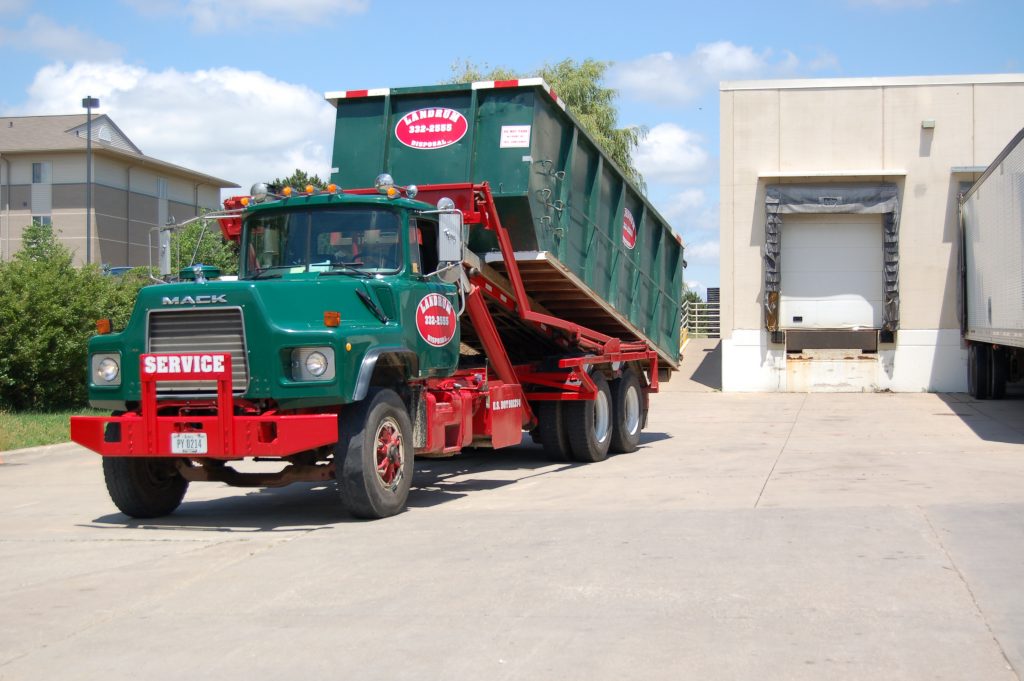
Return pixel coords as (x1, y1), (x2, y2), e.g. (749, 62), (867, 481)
(84, 436), (667, 530)
(936, 390), (1024, 445)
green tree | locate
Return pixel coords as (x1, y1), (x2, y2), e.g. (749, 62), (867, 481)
(682, 288), (704, 304)
(448, 58), (647, 190)
(168, 219), (239, 275)
(271, 169), (326, 191)
(0, 224), (153, 410)
(0, 224), (104, 409)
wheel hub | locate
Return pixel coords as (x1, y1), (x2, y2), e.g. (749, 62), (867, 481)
(374, 417), (404, 491)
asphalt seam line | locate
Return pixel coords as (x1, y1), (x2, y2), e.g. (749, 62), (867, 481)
(921, 506), (1020, 680)
(754, 393), (806, 509)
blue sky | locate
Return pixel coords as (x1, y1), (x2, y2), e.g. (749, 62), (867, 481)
(1, 0), (1021, 294)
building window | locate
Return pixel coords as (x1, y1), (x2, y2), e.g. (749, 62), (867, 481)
(32, 215), (52, 226)
(32, 161), (51, 184)
(98, 125), (113, 143)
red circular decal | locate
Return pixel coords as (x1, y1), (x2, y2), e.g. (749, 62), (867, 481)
(622, 208), (637, 250)
(416, 293), (457, 347)
(395, 108), (468, 150)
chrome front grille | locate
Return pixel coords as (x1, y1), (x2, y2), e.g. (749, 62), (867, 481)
(147, 308), (249, 397)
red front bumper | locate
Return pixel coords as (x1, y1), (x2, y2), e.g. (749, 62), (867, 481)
(70, 411), (338, 459)
(71, 353), (338, 459)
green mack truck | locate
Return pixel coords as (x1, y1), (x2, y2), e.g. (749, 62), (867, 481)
(71, 79), (685, 520)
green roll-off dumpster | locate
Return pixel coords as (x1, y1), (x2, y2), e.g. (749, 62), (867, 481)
(328, 79), (685, 368)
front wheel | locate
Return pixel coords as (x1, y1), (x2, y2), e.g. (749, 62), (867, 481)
(335, 389), (414, 519)
(102, 457), (189, 519)
(565, 371), (613, 463)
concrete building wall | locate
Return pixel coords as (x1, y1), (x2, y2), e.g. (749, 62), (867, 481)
(720, 75), (1024, 393)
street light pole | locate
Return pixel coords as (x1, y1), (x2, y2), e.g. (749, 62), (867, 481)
(82, 96), (99, 265)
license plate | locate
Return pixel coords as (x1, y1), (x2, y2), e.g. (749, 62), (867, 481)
(171, 432), (207, 454)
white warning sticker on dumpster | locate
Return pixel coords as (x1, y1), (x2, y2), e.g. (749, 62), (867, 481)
(500, 125), (531, 148)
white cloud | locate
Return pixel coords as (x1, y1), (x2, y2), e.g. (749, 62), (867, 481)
(121, 0), (368, 32)
(0, 15), (121, 60)
(635, 123), (711, 185)
(659, 189), (719, 233)
(11, 61), (335, 192)
(0, 0), (29, 13)
(610, 41), (839, 105)
(685, 240), (720, 264)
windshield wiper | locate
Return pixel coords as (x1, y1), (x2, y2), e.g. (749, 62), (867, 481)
(356, 289), (389, 323)
(248, 265), (293, 280)
(319, 262), (372, 278)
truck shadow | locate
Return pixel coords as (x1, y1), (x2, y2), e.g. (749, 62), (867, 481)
(936, 391), (1024, 445)
(85, 433), (670, 532)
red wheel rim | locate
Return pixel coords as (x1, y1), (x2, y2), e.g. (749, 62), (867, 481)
(374, 416), (404, 491)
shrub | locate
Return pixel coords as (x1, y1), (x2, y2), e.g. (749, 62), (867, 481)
(0, 224), (149, 410)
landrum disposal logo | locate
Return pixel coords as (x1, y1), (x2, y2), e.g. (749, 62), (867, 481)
(395, 108), (468, 150)
(416, 293), (457, 347)
(622, 208), (637, 250)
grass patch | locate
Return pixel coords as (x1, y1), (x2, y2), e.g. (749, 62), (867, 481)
(0, 409), (108, 452)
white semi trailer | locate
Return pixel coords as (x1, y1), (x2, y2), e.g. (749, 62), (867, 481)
(961, 126), (1024, 399)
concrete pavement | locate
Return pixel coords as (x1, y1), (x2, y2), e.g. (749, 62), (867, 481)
(2, 391), (1024, 680)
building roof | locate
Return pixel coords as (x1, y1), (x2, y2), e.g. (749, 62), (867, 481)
(0, 114), (239, 188)
(721, 73), (1024, 92)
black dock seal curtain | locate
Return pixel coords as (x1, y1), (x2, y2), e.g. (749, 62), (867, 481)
(764, 183), (900, 333)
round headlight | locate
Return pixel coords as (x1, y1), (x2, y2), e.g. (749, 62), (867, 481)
(305, 351), (328, 377)
(406, 184), (418, 199)
(437, 197), (455, 211)
(97, 357), (119, 382)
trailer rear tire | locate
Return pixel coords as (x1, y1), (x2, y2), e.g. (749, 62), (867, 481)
(336, 388), (414, 519)
(610, 369), (643, 454)
(536, 401), (571, 461)
(991, 347), (1008, 399)
(102, 457), (189, 519)
(566, 372), (612, 463)
(969, 343), (991, 399)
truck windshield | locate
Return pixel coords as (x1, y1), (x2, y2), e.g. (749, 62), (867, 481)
(243, 208), (402, 277)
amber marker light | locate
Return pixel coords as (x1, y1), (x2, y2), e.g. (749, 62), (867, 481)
(324, 311), (341, 327)
(96, 318), (112, 334)
(240, 196), (250, 206)
(327, 184), (338, 194)
(282, 186), (293, 197)
(305, 184), (315, 194)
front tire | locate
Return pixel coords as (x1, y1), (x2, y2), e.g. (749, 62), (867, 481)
(609, 368), (643, 454)
(102, 457), (189, 519)
(565, 371), (613, 463)
(336, 389), (414, 519)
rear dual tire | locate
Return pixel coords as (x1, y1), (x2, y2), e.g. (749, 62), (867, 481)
(566, 372), (613, 463)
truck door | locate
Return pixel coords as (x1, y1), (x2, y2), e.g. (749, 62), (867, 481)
(406, 218), (460, 377)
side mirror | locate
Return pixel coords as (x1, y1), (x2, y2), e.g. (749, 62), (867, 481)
(438, 212), (464, 264)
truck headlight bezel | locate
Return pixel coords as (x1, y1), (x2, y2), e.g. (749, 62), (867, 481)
(290, 347), (335, 382)
(91, 353), (121, 386)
